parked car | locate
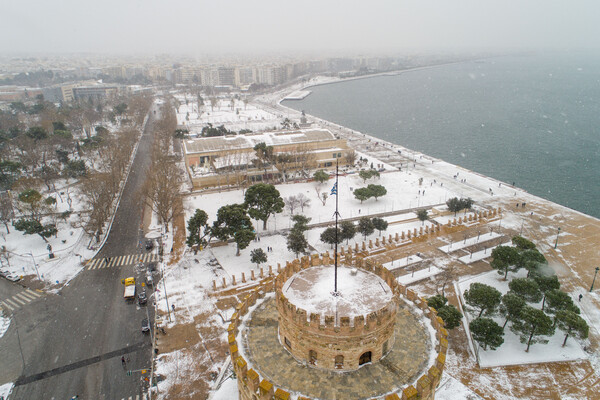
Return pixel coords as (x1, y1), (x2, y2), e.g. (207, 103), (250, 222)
(3, 273), (21, 282)
(138, 290), (147, 305)
(0, 269), (10, 277)
(145, 240), (154, 250)
(141, 318), (150, 333)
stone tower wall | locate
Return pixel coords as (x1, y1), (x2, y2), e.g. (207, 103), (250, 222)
(229, 253), (449, 400)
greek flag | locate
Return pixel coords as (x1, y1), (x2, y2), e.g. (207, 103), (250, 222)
(330, 182), (338, 196)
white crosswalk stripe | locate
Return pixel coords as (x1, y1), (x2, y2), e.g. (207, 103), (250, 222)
(0, 289), (44, 312)
(119, 394), (147, 400)
(86, 253), (158, 270)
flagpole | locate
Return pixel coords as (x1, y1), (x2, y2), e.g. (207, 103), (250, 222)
(334, 158), (339, 294)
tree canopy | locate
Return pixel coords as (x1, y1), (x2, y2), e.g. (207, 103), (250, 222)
(508, 278), (543, 303)
(470, 317), (505, 350)
(250, 248), (267, 267)
(510, 305), (555, 352)
(555, 310), (589, 347)
(464, 282), (502, 318)
(244, 183), (284, 230)
(372, 217), (388, 236)
(211, 204), (255, 256)
(490, 245), (521, 279)
(186, 209), (209, 248)
(357, 217), (375, 239)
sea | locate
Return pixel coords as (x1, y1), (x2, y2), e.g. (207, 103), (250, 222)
(282, 52), (600, 219)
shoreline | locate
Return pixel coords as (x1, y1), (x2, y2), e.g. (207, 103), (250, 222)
(273, 78), (599, 223)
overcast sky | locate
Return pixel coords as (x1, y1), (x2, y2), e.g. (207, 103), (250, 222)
(1, 0), (599, 55)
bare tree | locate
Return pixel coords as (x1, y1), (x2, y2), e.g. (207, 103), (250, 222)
(345, 150), (357, 166)
(0, 191), (14, 233)
(297, 193), (311, 212)
(435, 263), (457, 297)
(0, 245), (11, 268)
(285, 195), (300, 215)
(140, 150), (183, 232)
(79, 172), (113, 242)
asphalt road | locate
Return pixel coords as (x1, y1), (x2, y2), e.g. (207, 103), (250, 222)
(0, 103), (161, 400)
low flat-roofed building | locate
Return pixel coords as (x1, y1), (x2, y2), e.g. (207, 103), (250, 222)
(183, 128), (352, 189)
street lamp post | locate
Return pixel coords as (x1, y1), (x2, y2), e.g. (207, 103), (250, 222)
(590, 267), (600, 292)
(554, 227), (561, 249)
(28, 252), (41, 280)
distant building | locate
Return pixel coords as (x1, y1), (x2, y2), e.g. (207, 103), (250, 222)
(183, 129), (351, 189)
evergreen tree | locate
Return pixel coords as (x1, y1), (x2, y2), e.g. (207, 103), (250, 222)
(340, 220), (356, 244)
(210, 204), (255, 256)
(464, 282), (502, 318)
(13, 219), (57, 242)
(511, 235), (536, 250)
(313, 170), (329, 184)
(510, 305), (555, 352)
(508, 278), (543, 303)
(417, 209), (429, 225)
(291, 215), (311, 231)
(490, 245), (521, 279)
(470, 317), (505, 350)
(320, 227), (342, 248)
(499, 292), (526, 329)
(545, 289), (580, 324)
(244, 183), (284, 230)
(372, 217), (388, 236)
(357, 217), (375, 239)
(437, 305), (463, 329)
(186, 209), (209, 248)
(250, 248), (267, 268)
(555, 310), (589, 347)
(287, 229), (308, 258)
(427, 294), (448, 310)
(367, 184), (387, 201)
(354, 187), (371, 203)
(533, 275), (560, 310)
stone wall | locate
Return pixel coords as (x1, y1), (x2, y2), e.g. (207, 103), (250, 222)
(276, 258), (397, 371)
(227, 253), (449, 400)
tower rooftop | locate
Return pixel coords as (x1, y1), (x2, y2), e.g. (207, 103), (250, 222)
(281, 265), (393, 321)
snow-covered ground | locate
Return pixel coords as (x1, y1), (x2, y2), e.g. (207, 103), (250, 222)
(174, 95), (279, 133)
(0, 314), (10, 338)
(438, 231), (503, 253)
(1, 180), (96, 288)
(0, 382), (14, 400)
(457, 270), (588, 368)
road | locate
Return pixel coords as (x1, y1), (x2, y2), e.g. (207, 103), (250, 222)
(0, 103), (161, 400)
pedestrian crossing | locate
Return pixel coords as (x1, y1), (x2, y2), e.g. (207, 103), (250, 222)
(0, 288), (43, 313)
(119, 395), (149, 400)
(86, 253), (159, 270)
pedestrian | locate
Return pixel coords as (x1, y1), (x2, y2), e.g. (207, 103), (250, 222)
(516, 203), (519, 208)
(258, 236), (260, 242)
(172, 304), (175, 312)
(423, 190), (425, 195)
(579, 294), (583, 302)
(121, 356), (126, 366)
(358, 209), (361, 214)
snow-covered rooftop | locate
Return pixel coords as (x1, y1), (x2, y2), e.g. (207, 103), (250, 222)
(281, 265), (393, 321)
(183, 129), (336, 154)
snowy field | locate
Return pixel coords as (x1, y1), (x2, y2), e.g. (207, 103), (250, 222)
(175, 94), (279, 133)
(457, 270), (588, 368)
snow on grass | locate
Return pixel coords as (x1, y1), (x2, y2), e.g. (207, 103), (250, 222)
(382, 254), (424, 270)
(436, 375), (483, 400)
(457, 245), (503, 264)
(457, 270), (587, 368)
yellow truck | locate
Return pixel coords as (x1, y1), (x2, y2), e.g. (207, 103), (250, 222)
(122, 277), (136, 299)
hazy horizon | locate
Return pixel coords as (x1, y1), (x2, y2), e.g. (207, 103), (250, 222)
(1, 0), (600, 56)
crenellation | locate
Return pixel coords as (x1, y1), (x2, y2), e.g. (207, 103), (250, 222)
(236, 254), (446, 400)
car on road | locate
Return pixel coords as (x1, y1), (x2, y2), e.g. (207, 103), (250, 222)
(138, 290), (147, 305)
(145, 240), (154, 250)
(141, 318), (150, 333)
(145, 272), (153, 286)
